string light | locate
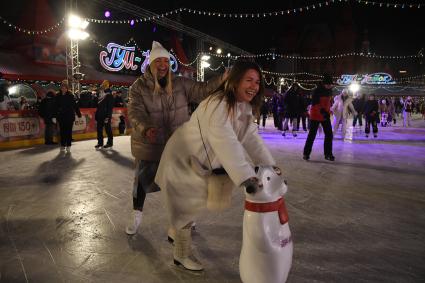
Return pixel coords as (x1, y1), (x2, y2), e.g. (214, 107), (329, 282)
(396, 74), (425, 81)
(204, 51), (423, 60)
(207, 62), (225, 71)
(356, 0), (422, 9)
(170, 51), (199, 67)
(84, 1), (423, 25)
(0, 15), (65, 35)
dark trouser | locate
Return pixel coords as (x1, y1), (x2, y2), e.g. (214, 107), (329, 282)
(262, 114), (267, 127)
(59, 120), (74, 147)
(97, 119), (113, 145)
(365, 117), (378, 134)
(303, 119), (333, 157)
(44, 119), (55, 144)
(297, 115), (307, 131)
(353, 113), (363, 127)
(133, 160), (160, 211)
(277, 113), (284, 131)
(133, 189), (147, 211)
(273, 112), (279, 128)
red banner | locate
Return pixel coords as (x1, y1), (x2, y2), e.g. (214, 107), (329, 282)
(0, 108), (131, 148)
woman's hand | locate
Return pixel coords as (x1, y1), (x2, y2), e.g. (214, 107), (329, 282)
(273, 166), (282, 176)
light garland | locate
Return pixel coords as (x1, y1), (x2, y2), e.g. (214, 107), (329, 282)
(84, 0), (422, 25)
(264, 77), (276, 86)
(89, 38), (107, 49)
(276, 72), (324, 77)
(171, 0), (348, 19)
(355, 0), (422, 9)
(0, 15), (65, 35)
(170, 51), (199, 67)
(397, 74), (425, 81)
(204, 51), (422, 60)
(207, 62), (225, 71)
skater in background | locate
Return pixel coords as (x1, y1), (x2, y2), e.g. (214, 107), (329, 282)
(386, 97), (396, 126)
(331, 90), (344, 133)
(331, 89), (356, 138)
(118, 115), (126, 135)
(352, 93), (365, 128)
(364, 93), (379, 138)
(403, 96), (413, 127)
(39, 90), (58, 145)
(56, 80), (81, 152)
(379, 99), (388, 127)
(94, 80), (115, 149)
(281, 83), (300, 137)
(303, 74), (335, 161)
(259, 98), (269, 128)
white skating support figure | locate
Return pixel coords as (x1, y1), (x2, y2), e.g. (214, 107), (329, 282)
(240, 166), (293, 283)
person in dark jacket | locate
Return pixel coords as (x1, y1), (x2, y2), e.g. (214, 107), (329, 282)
(95, 80), (115, 149)
(363, 93), (379, 138)
(259, 99), (269, 128)
(297, 91), (308, 132)
(303, 74), (335, 161)
(271, 92), (281, 129)
(352, 93), (366, 127)
(282, 83), (300, 137)
(113, 90), (125, 107)
(39, 90), (58, 145)
(56, 80), (81, 152)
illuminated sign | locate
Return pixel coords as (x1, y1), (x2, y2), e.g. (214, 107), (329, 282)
(99, 42), (178, 73)
(337, 73), (396, 85)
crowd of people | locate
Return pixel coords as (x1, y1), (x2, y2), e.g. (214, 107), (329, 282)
(260, 85), (424, 139)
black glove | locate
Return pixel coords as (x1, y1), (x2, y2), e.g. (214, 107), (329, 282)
(242, 177), (260, 194)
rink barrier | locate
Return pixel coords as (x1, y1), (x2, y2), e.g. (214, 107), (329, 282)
(0, 108), (131, 150)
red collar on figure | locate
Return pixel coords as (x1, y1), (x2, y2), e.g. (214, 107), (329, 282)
(245, 197), (289, 225)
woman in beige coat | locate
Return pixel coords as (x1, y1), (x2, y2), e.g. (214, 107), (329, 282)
(126, 41), (225, 235)
(155, 61), (278, 271)
(331, 89), (357, 138)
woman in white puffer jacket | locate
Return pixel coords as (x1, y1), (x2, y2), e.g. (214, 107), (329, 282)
(331, 89), (357, 138)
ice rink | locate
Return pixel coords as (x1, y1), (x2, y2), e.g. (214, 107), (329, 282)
(1, 116), (425, 282)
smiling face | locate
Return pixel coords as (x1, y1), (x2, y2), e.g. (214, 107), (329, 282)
(235, 69), (261, 103)
(151, 57), (170, 79)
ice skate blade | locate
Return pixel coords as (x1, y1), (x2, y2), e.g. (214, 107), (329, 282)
(173, 259), (204, 272)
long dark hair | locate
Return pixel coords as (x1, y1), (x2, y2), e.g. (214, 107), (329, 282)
(208, 60), (265, 117)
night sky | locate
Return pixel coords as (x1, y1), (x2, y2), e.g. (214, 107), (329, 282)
(106, 0), (425, 55)
(0, 0), (424, 69)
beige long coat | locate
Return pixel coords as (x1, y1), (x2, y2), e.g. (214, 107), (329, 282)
(155, 96), (276, 229)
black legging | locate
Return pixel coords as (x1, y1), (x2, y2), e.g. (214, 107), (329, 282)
(303, 119), (333, 157)
(97, 119), (113, 145)
(59, 120), (74, 147)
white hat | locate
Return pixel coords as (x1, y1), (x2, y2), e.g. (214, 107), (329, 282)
(149, 41), (169, 63)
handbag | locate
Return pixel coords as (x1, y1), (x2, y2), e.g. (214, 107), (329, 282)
(195, 115), (234, 211)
